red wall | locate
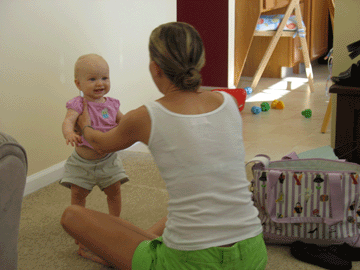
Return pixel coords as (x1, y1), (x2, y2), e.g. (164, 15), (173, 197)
(177, 0), (228, 87)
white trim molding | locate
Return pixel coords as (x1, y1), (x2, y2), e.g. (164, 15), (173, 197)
(25, 160), (66, 197)
(228, 0), (236, 89)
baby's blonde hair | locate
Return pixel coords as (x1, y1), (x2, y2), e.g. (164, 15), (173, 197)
(149, 22), (205, 91)
(74, 54), (108, 79)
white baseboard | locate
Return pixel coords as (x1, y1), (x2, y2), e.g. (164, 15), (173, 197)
(24, 142), (150, 197)
(24, 161), (66, 197)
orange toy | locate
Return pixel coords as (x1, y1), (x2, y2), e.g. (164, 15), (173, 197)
(211, 88), (247, 112)
(271, 100), (285, 109)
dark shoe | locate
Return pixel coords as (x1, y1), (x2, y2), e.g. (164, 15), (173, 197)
(328, 243), (360, 262)
(347, 40), (360, 59)
(331, 60), (360, 87)
(290, 241), (352, 270)
(347, 40), (360, 53)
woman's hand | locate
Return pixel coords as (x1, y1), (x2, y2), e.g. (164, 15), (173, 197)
(77, 98), (92, 132)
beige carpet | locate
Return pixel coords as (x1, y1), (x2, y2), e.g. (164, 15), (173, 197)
(18, 151), (168, 270)
(18, 150), (360, 269)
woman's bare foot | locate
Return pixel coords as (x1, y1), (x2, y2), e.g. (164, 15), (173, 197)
(77, 243), (112, 267)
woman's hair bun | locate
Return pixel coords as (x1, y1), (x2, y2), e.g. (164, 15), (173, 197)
(175, 67), (202, 91)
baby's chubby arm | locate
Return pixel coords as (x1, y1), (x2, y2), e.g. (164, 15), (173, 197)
(62, 109), (83, 147)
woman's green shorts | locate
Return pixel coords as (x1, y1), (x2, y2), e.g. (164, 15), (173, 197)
(132, 233), (268, 270)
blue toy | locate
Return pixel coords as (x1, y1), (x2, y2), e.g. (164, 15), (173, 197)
(251, 106), (261, 114)
(244, 87), (253, 95)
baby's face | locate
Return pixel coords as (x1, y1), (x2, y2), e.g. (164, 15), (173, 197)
(75, 58), (110, 102)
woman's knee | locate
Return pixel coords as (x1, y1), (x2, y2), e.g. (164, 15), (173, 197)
(60, 205), (84, 228)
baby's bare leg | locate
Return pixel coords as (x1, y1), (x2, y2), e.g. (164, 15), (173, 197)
(103, 181), (121, 217)
(71, 184), (91, 207)
(61, 205), (158, 269)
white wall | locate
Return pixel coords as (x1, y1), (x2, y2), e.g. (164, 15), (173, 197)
(0, 0), (176, 175)
(330, 0), (360, 148)
(332, 0), (360, 75)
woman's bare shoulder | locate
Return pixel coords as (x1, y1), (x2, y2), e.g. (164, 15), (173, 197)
(127, 105), (150, 119)
(206, 90), (238, 106)
(123, 105), (151, 144)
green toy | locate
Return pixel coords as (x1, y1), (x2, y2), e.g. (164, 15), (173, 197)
(261, 102), (270, 111)
(302, 109), (312, 118)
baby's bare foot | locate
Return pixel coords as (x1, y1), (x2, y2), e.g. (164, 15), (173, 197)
(77, 244), (111, 267)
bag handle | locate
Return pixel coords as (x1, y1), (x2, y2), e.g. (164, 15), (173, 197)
(246, 154), (271, 181)
(246, 154), (271, 167)
(266, 171), (344, 226)
(281, 152), (299, 160)
(281, 151), (347, 162)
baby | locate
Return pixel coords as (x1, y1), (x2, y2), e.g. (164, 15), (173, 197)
(60, 54), (129, 218)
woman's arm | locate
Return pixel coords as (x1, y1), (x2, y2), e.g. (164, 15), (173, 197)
(78, 100), (150, 155)
(116, 110), (124, 124)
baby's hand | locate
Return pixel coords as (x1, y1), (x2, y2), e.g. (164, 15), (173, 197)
(65, 133), (83, 147)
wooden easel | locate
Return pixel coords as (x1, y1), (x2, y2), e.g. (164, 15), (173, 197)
(238, 0), (314, 93)
(321, 0), (335, 133)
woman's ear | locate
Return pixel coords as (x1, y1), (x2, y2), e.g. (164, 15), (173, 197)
(150, 61), (163, 77)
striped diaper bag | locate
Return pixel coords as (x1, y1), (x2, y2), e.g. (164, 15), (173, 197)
(246, 153), (360, 247)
